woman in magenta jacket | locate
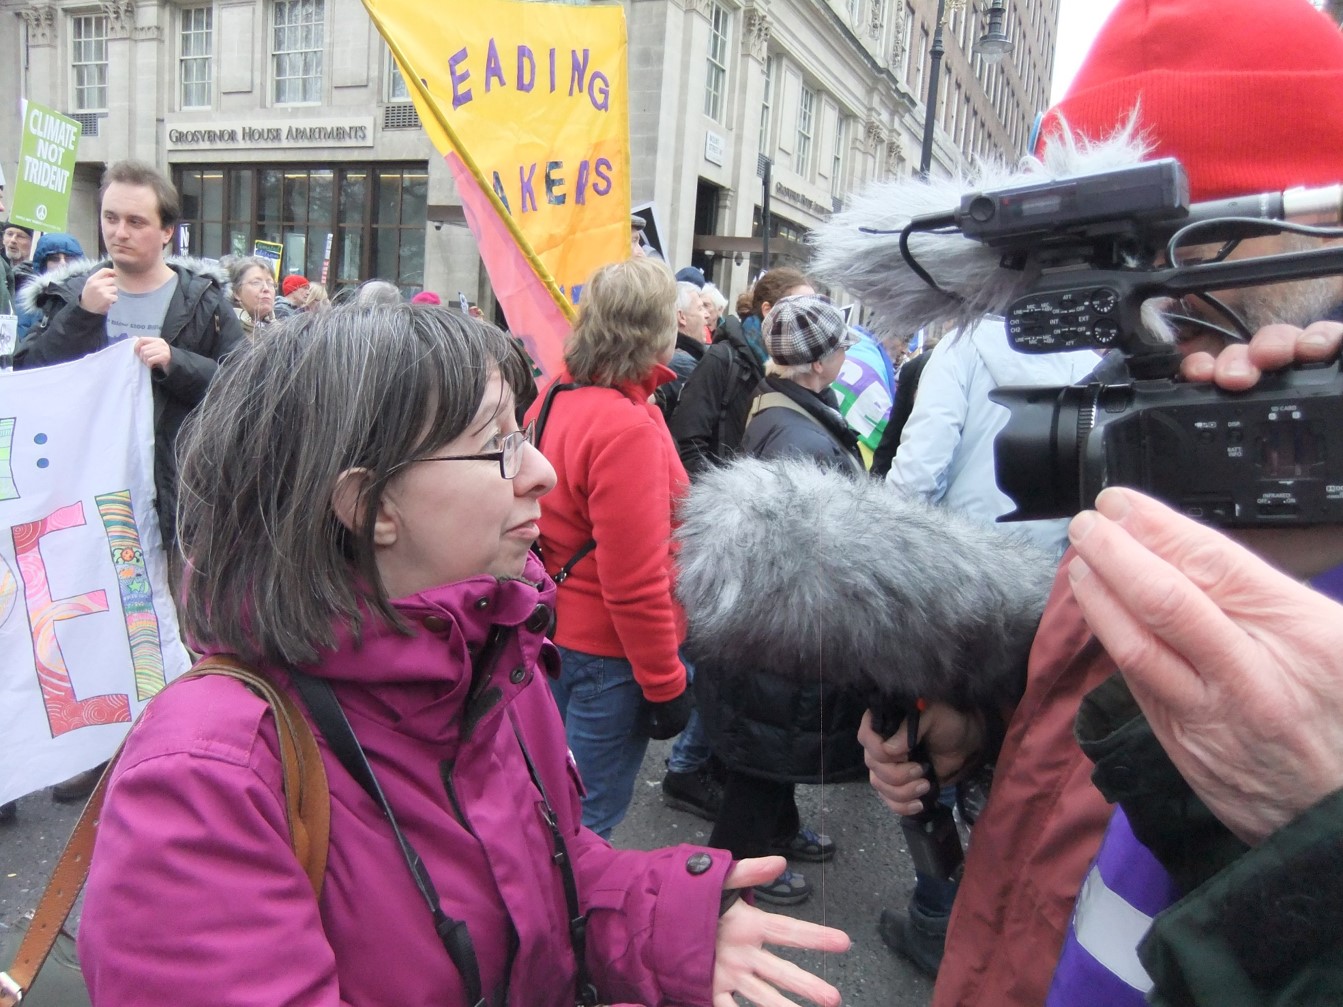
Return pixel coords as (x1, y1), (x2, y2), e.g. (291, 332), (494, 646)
(78, 304), (847, 1007)
(524, 258), (699, 839)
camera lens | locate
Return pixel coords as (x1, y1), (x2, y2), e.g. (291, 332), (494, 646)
(991, 384), (1095, 521)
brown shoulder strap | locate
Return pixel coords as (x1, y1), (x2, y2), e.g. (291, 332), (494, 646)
(181, 657), (330, 893)
(0, 657), (330, 1007)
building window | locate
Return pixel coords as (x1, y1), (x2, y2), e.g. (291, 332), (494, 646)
(759, 54), (774, 151)
(387, 51), (409, 101)
(273, 0), (324, 105)
(180, 7), (213, 109)
(796, 86), (815, 175)
(704, 2), (730, 121)
(174, 163), (427, 296)
(831, 115), (847, 197)
(71, 14), (109, 112)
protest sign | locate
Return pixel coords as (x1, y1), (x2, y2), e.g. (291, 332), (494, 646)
(0, 344), (191, 804)
(9, 101), (82, 233)
(253, 239), (284, 279)
(365, 0), (631, 379)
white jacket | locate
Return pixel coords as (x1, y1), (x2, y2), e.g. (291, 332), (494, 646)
(886, 317), (1099, 556)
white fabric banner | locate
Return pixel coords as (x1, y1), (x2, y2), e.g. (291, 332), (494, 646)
(0, 342), (191, 805)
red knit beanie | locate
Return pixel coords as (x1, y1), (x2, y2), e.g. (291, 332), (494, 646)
(1038, 0), (1343, 202)
(281, 274), (310, 297)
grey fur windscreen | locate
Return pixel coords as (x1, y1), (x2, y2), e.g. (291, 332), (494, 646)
(807, 116), (1177, 344)
(673, 458), (1059, 711)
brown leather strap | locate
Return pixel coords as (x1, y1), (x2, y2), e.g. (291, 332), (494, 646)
(0, 657), (330, 1007)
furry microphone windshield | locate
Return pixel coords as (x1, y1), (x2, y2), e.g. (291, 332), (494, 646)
(808, 119), (1164, 340)
(674, 457), (1059, 712)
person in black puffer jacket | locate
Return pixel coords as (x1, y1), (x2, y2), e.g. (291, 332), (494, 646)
(696, 293), (868, 906)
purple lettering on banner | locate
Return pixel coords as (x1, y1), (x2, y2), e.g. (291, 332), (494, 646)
(593, 158), (613, 197)
(485, 38), (506, 92)
(548, 48), (557, 93)
(569, 49), (590, 97)
(519, 163), (538, 213)
(570, 284), (584, 305)
(491, 171), (512, 215)
(545, 161), (567, 206)
(517, 45), (536, 92)
(588, 71), (611, 112)
(574, 160), (591, 205)
(449, 47), (473, 108)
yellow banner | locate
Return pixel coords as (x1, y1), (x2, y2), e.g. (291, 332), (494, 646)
(365, 0), (631, 312)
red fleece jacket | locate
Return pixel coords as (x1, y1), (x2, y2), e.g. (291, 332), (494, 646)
(526, 366), (688, 701)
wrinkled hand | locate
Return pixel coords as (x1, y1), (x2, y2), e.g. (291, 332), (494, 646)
(1067, 487), (1343, 846)
(80, 267), (120, 315)
(858, 706), (984, 818)
(635, 689), (692, 740)
(714, 857), (850, 1007)
(1180, 320), (1343, 389)
(134, 336), (172, 373)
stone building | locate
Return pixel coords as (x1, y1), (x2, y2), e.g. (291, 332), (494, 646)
(0, 0), (1058, 309)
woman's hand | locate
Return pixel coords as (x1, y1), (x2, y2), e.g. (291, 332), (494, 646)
(713, 857), (850, 1007)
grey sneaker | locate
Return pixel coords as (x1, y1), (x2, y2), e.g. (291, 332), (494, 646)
(753, 867), (812, 906)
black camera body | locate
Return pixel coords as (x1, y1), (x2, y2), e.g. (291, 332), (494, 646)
(921, 159), (1343, 526)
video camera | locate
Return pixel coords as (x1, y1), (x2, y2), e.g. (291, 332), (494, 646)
(903, 159), (1343, 527)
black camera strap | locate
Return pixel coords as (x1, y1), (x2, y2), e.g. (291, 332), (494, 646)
(288, 670), (488, 1007)
(508, 709), (599, 1007)
(533, 380), (595, 584)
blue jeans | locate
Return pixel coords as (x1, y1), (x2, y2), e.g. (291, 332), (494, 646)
(550, 646), (648, 840)
(667, 657), (711, 774)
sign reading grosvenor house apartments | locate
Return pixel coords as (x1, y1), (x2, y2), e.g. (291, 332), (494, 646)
(164, 117), (376, 150)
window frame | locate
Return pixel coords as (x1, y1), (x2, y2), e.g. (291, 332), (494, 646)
(272, 0), (325, 106)
(704, 1), (730, 122)
(386, 50), (410, 102)
(831, 113), (847, 198)
(70, 13), (109, 113)
(796, 85), (816, 176)
(179, 5), (214, 110)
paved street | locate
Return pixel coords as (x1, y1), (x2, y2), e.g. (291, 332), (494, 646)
(1, 741), (932, 1006)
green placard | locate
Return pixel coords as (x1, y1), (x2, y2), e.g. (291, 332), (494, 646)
(10, 101), (82, 233)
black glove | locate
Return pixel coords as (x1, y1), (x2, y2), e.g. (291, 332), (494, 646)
(636, 689), (693, 740)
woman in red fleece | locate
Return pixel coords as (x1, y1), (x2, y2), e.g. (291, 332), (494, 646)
(525, 258), (693, 839)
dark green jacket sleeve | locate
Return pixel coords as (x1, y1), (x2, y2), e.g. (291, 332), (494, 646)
(1140, 787), (1343, 1007)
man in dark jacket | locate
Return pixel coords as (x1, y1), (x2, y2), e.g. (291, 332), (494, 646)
(17, 161), (243, 550)
(669, 267), (812, 475)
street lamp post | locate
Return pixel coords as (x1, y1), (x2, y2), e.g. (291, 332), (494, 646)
(917, 0), (1015, 179)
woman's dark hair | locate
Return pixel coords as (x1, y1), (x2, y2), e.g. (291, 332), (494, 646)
(175, 303), (528, 665)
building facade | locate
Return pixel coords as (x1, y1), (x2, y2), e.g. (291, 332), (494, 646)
(0, 0), (1058, 315)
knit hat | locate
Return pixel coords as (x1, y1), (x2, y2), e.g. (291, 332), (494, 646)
(675, 266), (706, 289)
(281, 274), (310, 297)
(410, 291), (442, 305)
(2, 220), (34, 238)
(762, 295), (857, 365)
(1037, 0), (1343, 202)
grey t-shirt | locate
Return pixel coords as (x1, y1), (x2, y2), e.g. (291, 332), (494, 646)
(105, 275), (176, 344)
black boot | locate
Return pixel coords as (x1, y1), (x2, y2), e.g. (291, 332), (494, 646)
(878, 901), (949, 979)
(51, 762), (108, 803)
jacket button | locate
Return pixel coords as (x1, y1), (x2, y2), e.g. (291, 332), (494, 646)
(685, 852), (712, 875)
(422, 615), (449, 632)
(474, 597), (490, 610)
(509, 666), (527, 684)
(524, 603), (554, 635)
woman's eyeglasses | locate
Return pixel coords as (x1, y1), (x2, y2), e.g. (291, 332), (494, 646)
(414, 420), (537, 479)
(243, 277), (276, 292)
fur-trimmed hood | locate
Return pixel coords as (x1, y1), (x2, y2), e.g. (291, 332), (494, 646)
(18, 254), (232, 314)
(674, 456), (1057, 712)
(810, 115), (1178, 344)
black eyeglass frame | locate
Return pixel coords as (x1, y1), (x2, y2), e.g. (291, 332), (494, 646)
(402, 419), (538, 480)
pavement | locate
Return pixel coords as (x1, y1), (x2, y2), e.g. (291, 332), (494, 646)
(0, 740), (934, 1006)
